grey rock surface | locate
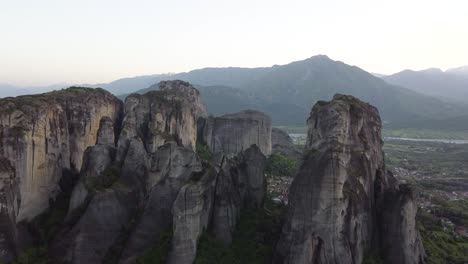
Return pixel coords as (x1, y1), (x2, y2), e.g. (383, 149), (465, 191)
(119, 142), (202, 264)
(379, 183), (426, 264)
(271, 127), (294, 147)
(210, 145), (267, 244)
(199, 110), (272, 156)
(271, 127), (302, 160)
(96, 116), (116, 145)
(0, 158), (18, 263)
(274, 94), (425, 264)
(0, 87), (122, 221)
(68, 117), (117, 216)
(5, 82), (271, 264)
(117, 80), (207, 161)
(167, 166), (217, 264)
(53, 187), (136, 264)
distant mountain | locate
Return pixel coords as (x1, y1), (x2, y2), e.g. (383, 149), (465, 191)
(5, 56), (468, 129)
(382, 68), (468, 103)
(122, 55), (468, 128)
(97, 67), (278, 95)
(87, 74), (172, 95)
(0, 83), (68, 98)
(121, 84), (308, 125)
(372, 73), (387, 78)
(447, 65), (468, 77)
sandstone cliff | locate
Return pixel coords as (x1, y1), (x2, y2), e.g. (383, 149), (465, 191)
(0, 87), (122, 222)
(274, 94), (425, 264)
(199, 109), (272, 156)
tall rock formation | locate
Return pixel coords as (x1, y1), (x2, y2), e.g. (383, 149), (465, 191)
(274, 94), (425, 264)
(117, 80), (207, 158)
(0, 87), (122, 221)
(199, 109), (272, 156)
(67, 116), (118, 216)
(0, 158), (18, 263)
(271, 127), (302, 160)
(379, 182), (426, 264)
(0, 80), (271, 264)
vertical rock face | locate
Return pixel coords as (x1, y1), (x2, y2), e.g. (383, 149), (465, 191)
(117, 80), (207, 158)
(199, 110), (272, 156)
(96, 116), (116, 145)
(3, 81), (269, 264)
(271, 127), (302, 160)
(68, 117), (118, 216)
(167, 166), (217, 264)
(379, 184), (426, 264)
(272, 127), (294, 147)
(0, 87), (122, 221)
(56, 187), (137, 264)
(119, 142), (202, 264)
(274, 94), (425, 264)
(0, 158), (18, 263)
(54, 138), (147, 264)
(210, 145), (267, 244)
(240, 145), (267, 208)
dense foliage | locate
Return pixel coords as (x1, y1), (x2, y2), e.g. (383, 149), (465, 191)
(266, 153), (298, 177)
(418, 200), (468, 264)
(136, 230), (173, 264)
(196, 142), (213, 161)
(194, 198), (284, 263)
(85, 165), (121, 191)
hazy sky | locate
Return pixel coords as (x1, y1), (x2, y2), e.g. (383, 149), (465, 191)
(1, 0), (468, 86)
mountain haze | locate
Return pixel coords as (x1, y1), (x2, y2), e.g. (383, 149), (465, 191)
(447, 65), (468, 76)
(122, 56), (468, 128)
(382, 68), (468, 103)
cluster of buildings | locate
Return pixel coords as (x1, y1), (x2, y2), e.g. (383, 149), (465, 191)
(267, 176), (293, 205)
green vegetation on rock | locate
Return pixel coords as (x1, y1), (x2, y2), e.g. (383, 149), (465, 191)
(13, 247), (48, 264)
(85, 165), (121, 191)
(136, 230), (173, 264)
(196, 143), (213, 161)
(418, 217), (468, 264)
(266, 152), (298, 177)
(194, 198), (284, 263)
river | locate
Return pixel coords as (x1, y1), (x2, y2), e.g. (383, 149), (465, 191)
(289, 133), (468, 145)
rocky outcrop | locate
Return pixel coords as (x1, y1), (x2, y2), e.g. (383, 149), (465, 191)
(0, 158), (18, 263)
(379, 183), (426, 264)
(2, 81), (270, 264)
(274, 94), (425, 264)
(0, 87), (122, 221)
(119, 142), (201, 264)
(52, 138), (146, 264)
(271, 127), (302, 160)
(54, 187), (137, 264)
(199, 110), (272, 156)
(210, 145), (266, 244)
(68, 117), (118, 216)
(52, 81), (209, 264)
(117, 80), (207, 159)
(167, 166), (217, 264)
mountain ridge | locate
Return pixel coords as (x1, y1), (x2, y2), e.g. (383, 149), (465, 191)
(121, 55), (468, 129)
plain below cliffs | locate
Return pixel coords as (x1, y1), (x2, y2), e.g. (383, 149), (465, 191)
(274, 94), (426, 264)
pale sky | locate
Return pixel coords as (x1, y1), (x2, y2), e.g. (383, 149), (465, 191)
(1, 0), (468, 86)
